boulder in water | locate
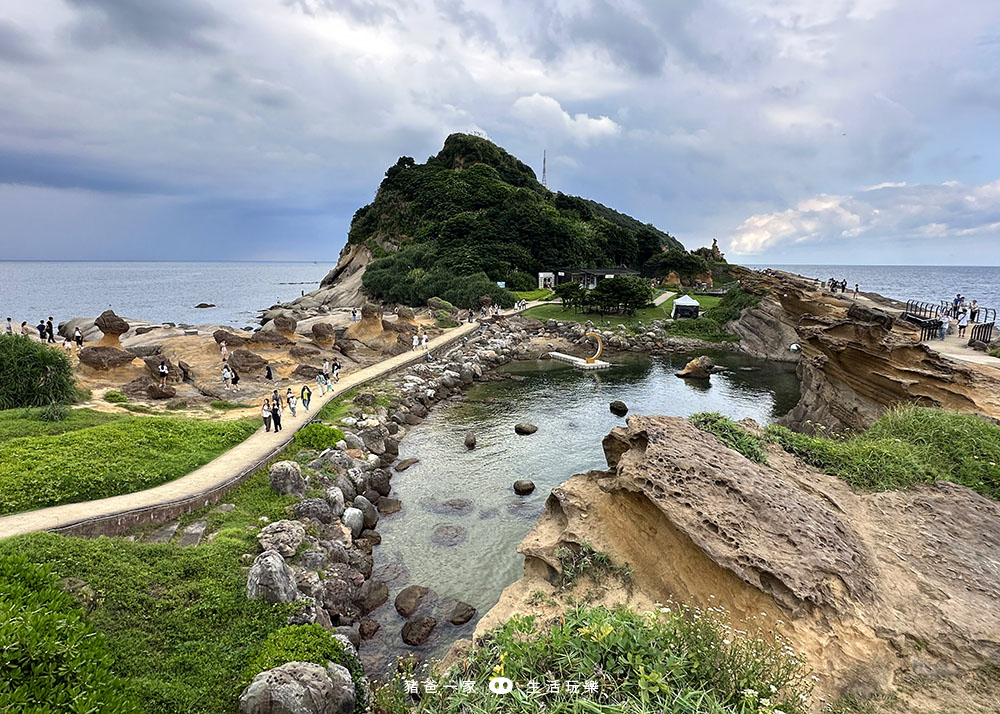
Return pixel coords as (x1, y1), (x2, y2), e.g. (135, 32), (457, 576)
(609, 400), (629, 417)
(513, 479), (536, 495)
(515, 423), (538, 435)
(676, 355), (715, 379)
(401, 616), (437, 646)
(464, 431), (477, 449)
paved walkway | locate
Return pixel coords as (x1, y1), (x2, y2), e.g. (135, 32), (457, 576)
(0, 320), (484, 539)
(652, 290), (677, 307)
(922, 331), (1000, 367)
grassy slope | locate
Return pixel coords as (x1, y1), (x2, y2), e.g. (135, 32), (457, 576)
(0, 407), (123, 444)
(0, 416), (257, 515)
(523, 294), (720, 329)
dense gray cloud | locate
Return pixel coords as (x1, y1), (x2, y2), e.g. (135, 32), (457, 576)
(0, 0), (999, 263)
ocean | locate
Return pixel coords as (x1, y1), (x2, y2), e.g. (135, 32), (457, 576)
(2, 262), (997, 330)
(0, 261), (337, 328)
(758, 265), (1000, 312)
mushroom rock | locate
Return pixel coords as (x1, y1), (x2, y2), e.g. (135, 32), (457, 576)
(250, 329), (292, 346)
(395, 306), (418, 326)
(273, 315), (298, 339)
(311, 322), (336, 346)
(344, 304), (394, 350)
(94, 310), (130, 347)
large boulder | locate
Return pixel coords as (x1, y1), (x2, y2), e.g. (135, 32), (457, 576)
(147, 383), (177, 400)
(273, 315), (298, 338)
(514, 423), (538, 435)
(230, 349), (268, 374)
(354, 579), (389, 615)
(352, 495), (379, 529)
(238, 661), (355, 714)
(676, 355), (714, 379)
(270, 461), (306, 496)
(609, 400), (629, 417)
(246, 550), (298, 604)
(213, 329), (249, 347)
(513, 479), (535, 495)
(292, 364), (323, 380)
(464, 432), (477, 449)
(290, 344), (322, 359)
(257, 520), (306, 557)
(251, 330), (292, 346)
(401, 616), (437, 646)
(94, 310), (129, 347)
(311, 322), (336, 346)
(341, 507), (365, 538)
(394, 585), (429, 617)
(78, 346), (136, 370)
(293, 498), (334, 525)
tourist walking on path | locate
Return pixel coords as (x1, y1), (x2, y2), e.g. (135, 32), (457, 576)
(46, 317), (55, 343)
(323, 359), (332, 383)
(939, 312), (951, 340)
(262, 400), (272, 432)
(332, 359), (341, 383)
(231, 369), (240, 391)
(73, 327), (83, 351)
(316, 372), (327, 395)
(271, 400), (283, 432)
(264, 364), (273, 382)
(5, 317), (11, 334)
(220, 340), (228, 359)
(286, 389), (297, 417)
(412, 333), (419, 350)
(222, 364), (232, 390)
(421, 330), (428, 350)
(271, 389), (282, 408)
(958, 310), (970, 338)
(157, 361), (169, 387)
(300, 384), (311, 412)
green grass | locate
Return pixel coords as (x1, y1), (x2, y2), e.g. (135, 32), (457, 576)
(555, 542), (633, 589)
(376, 604), (813, 713)
(0, 416), (258, 515)
(512, 289), (555, 301)
(690, 412), (768, 464)
(765, 405), (1000, 500)
(0, 454), (363, 714)
(105, 390), (128, 403)
(0, 406), (123, 445)
(989, 348), (1000, 359)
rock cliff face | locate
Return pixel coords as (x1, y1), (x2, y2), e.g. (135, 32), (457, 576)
(728, 268), (1000, 431)
(480, 416), (1000, 707)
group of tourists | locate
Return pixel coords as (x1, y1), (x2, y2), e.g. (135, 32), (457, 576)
(316, 358), (341, 392)
(411, 329), (429, 351)
(261, 384), (314, 432)
(5, 315), (87, 353)
(826, 278), (860, 298)
(937, 295), (981, 340)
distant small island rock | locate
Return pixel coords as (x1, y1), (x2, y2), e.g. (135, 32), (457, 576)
(194, 303), (216, 309)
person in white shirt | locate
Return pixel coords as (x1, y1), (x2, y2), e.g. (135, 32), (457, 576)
(421, 331), (428, 350)
(938, 313), (951, 340)
(957, 310), (969, 338)
(412, 333), (419, 350)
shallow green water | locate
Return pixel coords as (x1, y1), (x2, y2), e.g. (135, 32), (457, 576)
(364, 351), (799, 670)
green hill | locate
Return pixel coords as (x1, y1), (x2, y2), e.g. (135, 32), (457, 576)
(345, 133), (682, 308)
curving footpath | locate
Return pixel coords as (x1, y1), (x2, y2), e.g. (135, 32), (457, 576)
(0, 320), (484, 540)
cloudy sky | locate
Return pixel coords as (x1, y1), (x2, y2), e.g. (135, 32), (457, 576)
(2, 0), (999, 265)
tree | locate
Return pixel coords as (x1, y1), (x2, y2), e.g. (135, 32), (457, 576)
(553, 282), (584, 310)
(589, 276), (653, 315)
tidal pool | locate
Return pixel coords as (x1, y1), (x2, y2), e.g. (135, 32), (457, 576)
(363, 350), (799, 671)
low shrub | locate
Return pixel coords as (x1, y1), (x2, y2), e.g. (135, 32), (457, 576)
(0, 554), (141, 713)
(246, 624), (365, 712)
(37, 403), (70, 422)
(555, 542), (633, 589)
(293, 422), (346, 451)
(435, 309), (459, 328)
(765, 405), (1000, 500)
(210, 400), (252, 410)
(122, 403), (154, 414)
(668, 317), (741, 343)
(378, 604), (813, 713)
(104, 390), (128, 403)
(0, 334), (78, 409)
(691, 412), (768, 464)
(506, 271), (537, 292)
(704, 286), (763, 325)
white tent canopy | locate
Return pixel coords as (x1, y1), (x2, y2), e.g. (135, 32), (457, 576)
(671, 294), (700, 318)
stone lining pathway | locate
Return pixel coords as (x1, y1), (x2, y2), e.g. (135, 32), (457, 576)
(0, 319), (485, 540)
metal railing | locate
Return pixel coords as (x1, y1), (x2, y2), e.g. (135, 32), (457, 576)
(902, 300), (941, 320)
(970, 321), (995, 345)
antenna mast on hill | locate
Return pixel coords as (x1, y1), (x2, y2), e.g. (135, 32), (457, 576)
(542, 150), (547, 187)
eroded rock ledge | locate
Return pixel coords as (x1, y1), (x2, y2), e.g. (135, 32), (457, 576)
(478, 415), (1000, 706)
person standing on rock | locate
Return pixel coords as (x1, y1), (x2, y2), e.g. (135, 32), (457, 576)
(222, 363), (232, 390)
(332, 358), (341, 384)
(300, 384), (311, 412)
(231, 369), (240, 391)
(271, 399), (283, 432)
(264, 364), (273, 382)
(220, 340), (228, 359)
(158, 361), (169, 387)
(46, 317), (55, 343)
(73, 326), (83, 351)
(36, 320), (46, 340)
(20, 321), (29, 336)
(261, 399), (272, 432)
(286, 388), (297, 417)
(351, 308), (357, 322)
(853, 284), (859, 300)
(4, 317), (11, 334)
